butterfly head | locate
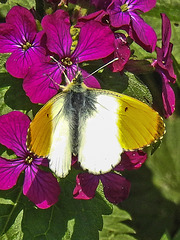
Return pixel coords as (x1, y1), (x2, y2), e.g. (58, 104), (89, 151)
(72, 71), (84, 85)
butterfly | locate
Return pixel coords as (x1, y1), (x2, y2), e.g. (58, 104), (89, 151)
(27, 71), (165, 177)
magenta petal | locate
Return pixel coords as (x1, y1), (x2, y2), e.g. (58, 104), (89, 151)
(100, 173), (131, 204)
(72, 21), (115, 62)
(0, 111), (30, 157)
(23, 61), (62, 104)
(160, 72), (175, 118)
(104, 34), (131, 72)
(6, 31), (46, 78)
(6, 51), (28, 78)
(0, 157), (26, 190)
(91, 0), (111, 10)
(76, 10), (108, 27)
(156, 44), (176, 83)
(128, 0), (156, 12)
(0, 24), (18, 53)
(130, 13), (157, 52)
(107, 1), (130, 28)
(6, 6), (37, 40)
(115, 150), (147, 171)
(73, 173), (99, 200)
(23, 165), (60, 209)
(80, 69), (101, 89)
(72, 156), (78, 166)
(41, 9), (72, 57)
(161, 13), (171, 57)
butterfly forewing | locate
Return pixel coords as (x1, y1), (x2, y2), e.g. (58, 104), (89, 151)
(77, 89), (165, 174)
(115, 93), (165, 150)
(27, 93), (72, 177)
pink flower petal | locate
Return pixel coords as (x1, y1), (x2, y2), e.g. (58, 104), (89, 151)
(79, 69), (101, 89)
(91, 0), (111, 10)
(115, 150), (147, 171)
(160, 71), (175, 118)
(6, 6), (37, 40)
(128, 0), (156, 12)
(0, 24), (18, 53)
(107, 1), (130, 27)
(76, 10), (108, 28)
(0, 157), (26, 190)
(72, 21), (115, 62)
(73, 173), (99, 200)
(23, 165), (60, 209)
(0, 111), (30, 157)
(103, 33), (131, 72)
(6, 34), (46, 79)
(130, 13), (157, 52)
(23, 61), (62, 104)
(156, 44), (176, 83)
(100, 173), (131, 204)
(161, 13), (171, 57)
(41, 9), (72, 57)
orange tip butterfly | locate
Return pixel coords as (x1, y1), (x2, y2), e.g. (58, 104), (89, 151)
(27, 71), (165, 177)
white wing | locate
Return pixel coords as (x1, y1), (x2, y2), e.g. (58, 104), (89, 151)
(78, 94), (123, 174)
(27, 93), (72, 178)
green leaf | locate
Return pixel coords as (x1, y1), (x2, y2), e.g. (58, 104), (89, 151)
(0, 0), (36, 19)
(0, 177), (24, 238)
(173, 229), (180, 240)
(99, 206), (137, 240)
(146, 117), (180, 204)
(1, 210), (24, 240)
(160, 231), (171, 240)
(0, 72), (40, 116)
(0, 170), (112, 240)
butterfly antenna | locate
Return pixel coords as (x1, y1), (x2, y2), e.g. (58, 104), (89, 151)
(50, 56), (70, 85)
(84, 58), (119, 79)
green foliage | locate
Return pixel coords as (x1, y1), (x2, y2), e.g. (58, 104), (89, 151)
(99, 206), (137, 240)
(0, 0), (180, 240)
(0, 0), (36, 18)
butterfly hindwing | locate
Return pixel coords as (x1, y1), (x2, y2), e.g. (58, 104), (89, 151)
(27, 93), (72, 177)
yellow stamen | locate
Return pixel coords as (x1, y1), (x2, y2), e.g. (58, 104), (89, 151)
(61, 57), (73, 66)
(25, 154), (33, 164)
(22, 42), (32, 51)
(121, 4), (128, 12)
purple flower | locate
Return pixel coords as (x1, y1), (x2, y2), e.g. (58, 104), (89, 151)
(0, 111), (60, 209)
(107, 0), (157, 52)
(91, 0), (112, 10)
(73, 150), (147, 203)
(73, 172), (131, 204)
(76, 10), (109, 28)
(152, 14), (176, 118)
(114, 150), (147, 171)
(23, 9), (115, 104)
(103, 33), (131, 72)
(0, 6), (46, 78)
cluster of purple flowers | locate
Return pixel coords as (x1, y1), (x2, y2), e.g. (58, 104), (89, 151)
(0, 0), (176, 208)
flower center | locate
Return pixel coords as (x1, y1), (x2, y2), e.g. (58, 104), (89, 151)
(61, 57), (73, 66)
(121, 4), (128, 12)
(25, 153), (34, 164)
(162, 59), (166, 65)
(22, 41), (32, 51)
